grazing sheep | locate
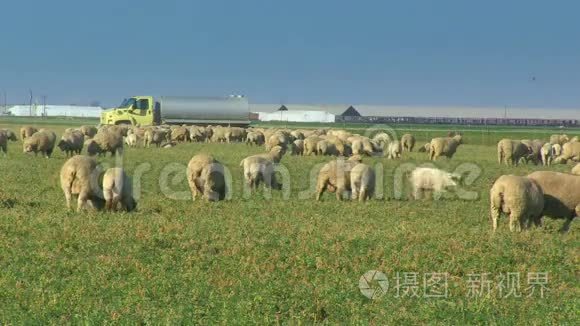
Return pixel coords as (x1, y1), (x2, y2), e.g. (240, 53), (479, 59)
(549, 134), (569, 145)
(489, 175), (544, 232)
(401, 134), (416, 152)
(497, 139), (531, 166)
(428, 135), (462, 160)
(386, 141), (402, 159)
(553, 142), (580, 164)
(23, 130), (57, 158)
(245, 131), (264, 146)
(350, 163), (375, 201)
(291, 139), (304, 155)
(225, 127), (246, 143)
(87, 130), (124, 156)
(210, 126), (228, 143)
(188, 126), (207, 142)
(409, 167), (460, 200)
(57, 130), (85, 157)
(0, 129), (18, 156)
(239, 146), (286, 191)
(570, 136), (579, 143)
(351, 139), (364, 156)
(527, 171), (580, 232)
(171, 126), (190, 142)
(0, 129), (18, 141)
(372, 133), (391, 148)
(60, 155), (104, 211)
(20, 126), (38, 140)
(540, 143), (554, 166)
(125, 133), (138, 148)
(304, 136), (322, 156)
(315, 156), (362, 201)
(266, 133), (289, 151)
(290, 130), (305, 140)
(521, 139), (544, 165)
(144, 129), (169, 147)
(80, 125), (98, 138)
(186, 154), (227, 201)
(0, 133), (8, 156)
(571, 163), (580, 175)
(102, 168), (137, 212)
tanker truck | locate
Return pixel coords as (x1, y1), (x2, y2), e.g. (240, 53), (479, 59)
(100, 95), (250, 126)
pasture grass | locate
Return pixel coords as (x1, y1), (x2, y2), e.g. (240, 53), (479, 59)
(0, 121), (578, 323)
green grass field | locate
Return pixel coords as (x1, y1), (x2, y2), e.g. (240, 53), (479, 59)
(0, 119), (578, 323)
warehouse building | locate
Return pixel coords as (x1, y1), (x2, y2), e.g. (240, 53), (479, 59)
(6, 105), (102, 118)
(251, 104), (580, 126)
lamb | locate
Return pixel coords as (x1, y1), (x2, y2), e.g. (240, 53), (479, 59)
(409, 167), (460, 200)
(553, 142), (580, 164)
(527, 171), (580, 232)
(489, 175), (544, 232)
(80, 125), (98, 138)
(428, 135), (462, 160)
(401, 134), (416, 152)
(316, 155), (362, 201)
(102, 167), (137, 211)
(57, 130), (85, 157)
(497, 139), (531, 166)
(20, 126), (38, 140)
(86, 130), (124, 156)
(60, 155), (104, 211)
(540, 143), (553, 166)
(239, 146), (286, 191)
(186, 154), (227, 201)
(350, 163), (375, 201)
(23, 130), (57, 158)
(125, 133), (138, 148)
(571, 164), (580, 175)
(386, 141), (402, 159)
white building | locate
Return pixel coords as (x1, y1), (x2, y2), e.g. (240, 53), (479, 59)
(7, 105), (102, 118)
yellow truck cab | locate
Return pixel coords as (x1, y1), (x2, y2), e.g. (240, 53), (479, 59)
(100, 95), (249, 126)
(100, 96), (159, 126)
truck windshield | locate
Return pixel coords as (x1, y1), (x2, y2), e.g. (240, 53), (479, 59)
(118, 98), (136, 108)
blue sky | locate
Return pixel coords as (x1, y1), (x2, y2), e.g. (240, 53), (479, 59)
(1, 0), (579, 108)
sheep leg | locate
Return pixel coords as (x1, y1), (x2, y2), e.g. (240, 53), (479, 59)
(63, 188), (73, 210)
(77, 191), (89, 212)
(490, 206), (500, 232)
(359, 187), (367, 202)
(351, 182), (359, 200)
(508, 211), (521, 232)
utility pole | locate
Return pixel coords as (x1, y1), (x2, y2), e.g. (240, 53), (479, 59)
(42, 95), (47, 118)
(29, 89), (33, 116)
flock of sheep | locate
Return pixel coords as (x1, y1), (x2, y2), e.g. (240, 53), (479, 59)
(492, 134), (580, 232)
(0, 124), (578, 233)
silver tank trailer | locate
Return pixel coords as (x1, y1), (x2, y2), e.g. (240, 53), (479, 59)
(159, 96), (250, 125)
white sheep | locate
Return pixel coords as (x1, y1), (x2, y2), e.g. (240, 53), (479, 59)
(102, 167), (137, 212)
(490, 175), (544, 232)
(409, 167), (460, 200)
